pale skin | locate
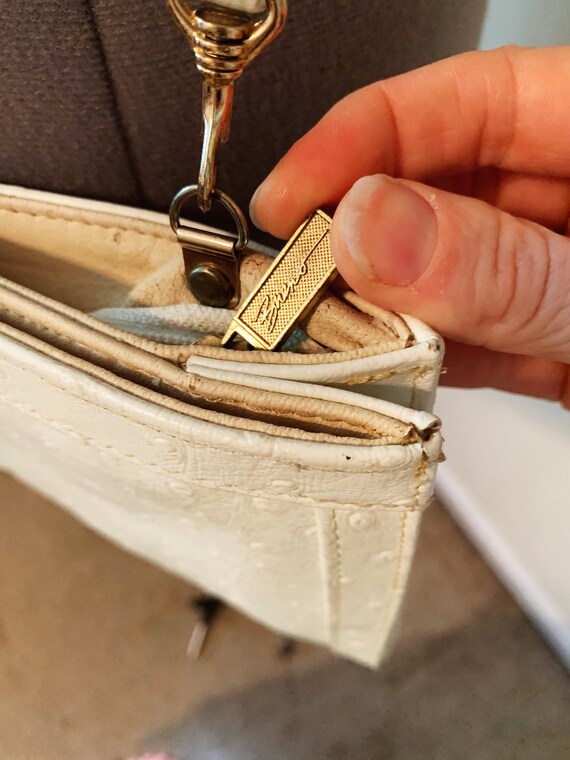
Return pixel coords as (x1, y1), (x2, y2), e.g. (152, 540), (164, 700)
(251, 46), (570, 408)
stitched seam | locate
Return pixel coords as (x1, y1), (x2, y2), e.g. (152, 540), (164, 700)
(410, 365), (420, 408)
(194, 390), (385, 437)
(374, 364), (423, 644)
(82, 0), (145, 204)
(377, 438), (428, 641)
(1, 346), (423, 469)
(0, 386), (426, 511)
(0, 206), (441, 375)
(3, 305), (180, 387)
(346, 365), (432, 387)
(393, 513), (409, 590)
(393, 465), (427, 604)
(3, 291), (434, 389)
(0, 207), (170, 242)
(373, 511), (408, 647)
(3, 393), (428, 510)
(1, 289), (190, 365)
(2, 307), (395, 438)
(330, 510), (343, 645)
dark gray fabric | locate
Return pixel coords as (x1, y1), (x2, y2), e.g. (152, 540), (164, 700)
(0, 0), (140, 204)
(0, 0), (486, 236)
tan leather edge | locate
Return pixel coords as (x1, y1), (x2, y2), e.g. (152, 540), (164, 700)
(0, 281), (421, 444)
(1, 320), (386, 446)
(0, 190), (415, 358)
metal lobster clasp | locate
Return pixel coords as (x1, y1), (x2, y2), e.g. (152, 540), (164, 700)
(168, 0), (288, 212)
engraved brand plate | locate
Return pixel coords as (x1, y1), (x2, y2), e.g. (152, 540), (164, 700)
(222, 210), (337, 350)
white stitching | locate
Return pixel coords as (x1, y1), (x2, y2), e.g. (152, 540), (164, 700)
(330, 509), (343, 645)
(1, 353), (425, 476)
(0, 205), (172, 243)
(2, 392), (432, 511)
(373, 364), (424, 645)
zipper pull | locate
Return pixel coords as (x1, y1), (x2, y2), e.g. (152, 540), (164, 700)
(222, 210), (337, 350)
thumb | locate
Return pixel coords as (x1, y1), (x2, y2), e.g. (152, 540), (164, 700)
(331, 174), (570, 363)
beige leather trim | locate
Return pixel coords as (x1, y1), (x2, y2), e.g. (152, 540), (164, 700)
(0, 280), (426, 444)
(0, 184), (444, 667)
(0, 188), (414, 356)
(0, 321), (384, 446)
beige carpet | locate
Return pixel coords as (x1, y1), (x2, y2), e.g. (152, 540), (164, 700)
(0, 472), (568, 760)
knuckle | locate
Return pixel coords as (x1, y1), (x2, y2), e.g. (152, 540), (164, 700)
(482, 214), (553, 351)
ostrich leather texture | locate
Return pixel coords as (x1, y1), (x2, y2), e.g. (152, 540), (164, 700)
(0, 184), (443, 667)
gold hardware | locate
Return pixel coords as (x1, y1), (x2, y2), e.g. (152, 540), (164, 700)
(168, 0), (288, 212)
(222, 211), (337, 350)
(170, 184), (249, 308)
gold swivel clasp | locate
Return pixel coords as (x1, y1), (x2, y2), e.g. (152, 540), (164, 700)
(168, 0), (288, 212)
(168, 1), (288, 309)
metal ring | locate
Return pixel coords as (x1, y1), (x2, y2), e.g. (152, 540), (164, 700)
(169, 184), (249, 251)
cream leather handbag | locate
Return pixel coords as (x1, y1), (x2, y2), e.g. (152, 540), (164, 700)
(0, 183), (443, 667)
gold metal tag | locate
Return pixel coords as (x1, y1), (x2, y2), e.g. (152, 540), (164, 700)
(222, 210), (337, 351)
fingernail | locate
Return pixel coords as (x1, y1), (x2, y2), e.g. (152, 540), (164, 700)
(336, 175), (437, 284)
(249, 185), (266, 231)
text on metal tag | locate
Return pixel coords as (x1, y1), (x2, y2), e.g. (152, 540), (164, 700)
(222, 210), (336, 350)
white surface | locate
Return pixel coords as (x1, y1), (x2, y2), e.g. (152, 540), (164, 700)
(480, 0), (570, 49)
(454, 0), (570, 670)
(0, 184), (445, 668)
(435, 388), (570, 669)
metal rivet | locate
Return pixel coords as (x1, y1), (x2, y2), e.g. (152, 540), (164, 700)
(187, 264), (234, 308)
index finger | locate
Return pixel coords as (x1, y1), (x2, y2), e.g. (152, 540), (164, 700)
(252, 46), (570, 238)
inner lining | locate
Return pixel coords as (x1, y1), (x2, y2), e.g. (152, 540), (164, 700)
(0, 197), (413, 356)
(0, 204), (176, 312)
(0, 193), (426, 444)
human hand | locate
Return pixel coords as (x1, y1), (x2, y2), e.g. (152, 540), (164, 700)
(251, 46), (570, 408)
